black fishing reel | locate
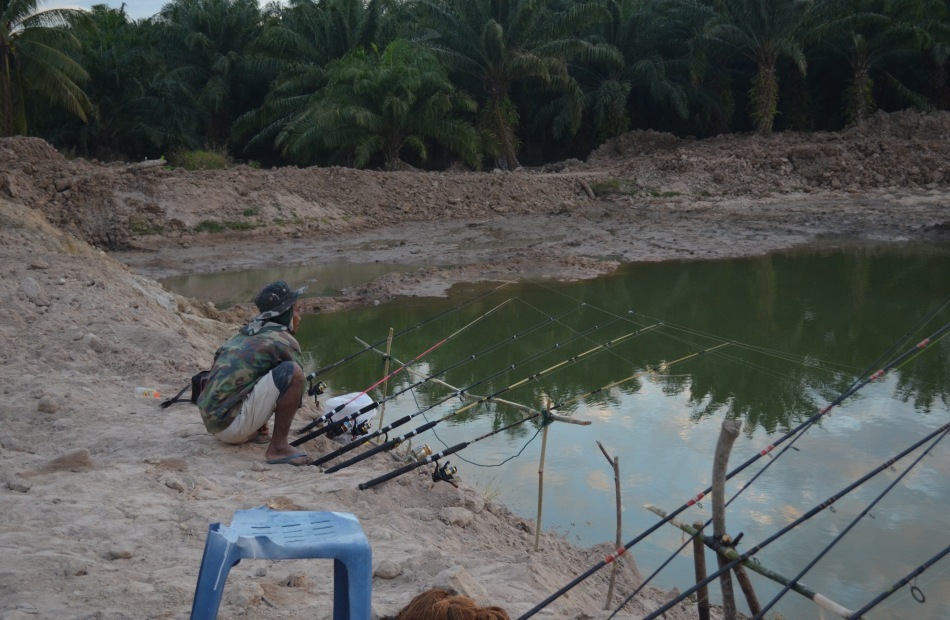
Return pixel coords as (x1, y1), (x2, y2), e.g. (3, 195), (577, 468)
(307, 376), (328, 398)
(350, 419), (372, 438)
(325, 415), (349, 439)
(432, 460), (459, 488)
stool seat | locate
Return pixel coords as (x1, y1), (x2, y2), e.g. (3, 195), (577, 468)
(190, 506), (372, 619)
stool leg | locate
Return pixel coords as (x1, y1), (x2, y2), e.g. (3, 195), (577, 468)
(339, 545), (373, 620)
(332, 559), (349, 620)
(191, 525), (240, 620)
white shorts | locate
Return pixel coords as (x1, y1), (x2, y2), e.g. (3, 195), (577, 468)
(214, 372), (281, 444)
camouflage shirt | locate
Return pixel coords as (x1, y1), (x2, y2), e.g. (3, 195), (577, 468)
(198, 322), (302, 434)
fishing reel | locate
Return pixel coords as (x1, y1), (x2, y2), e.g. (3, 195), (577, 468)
(307, 377), (328, 398)
(324, 415), (349, 439)
(431, 460), (459, 488)
(349, 419), (372, 438)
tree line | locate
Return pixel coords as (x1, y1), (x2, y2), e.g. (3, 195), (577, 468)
(4, 0), (949, 170)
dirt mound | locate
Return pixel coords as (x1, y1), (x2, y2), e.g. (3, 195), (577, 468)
(582, 109), (950, 198)
(2, 109), (948, 254)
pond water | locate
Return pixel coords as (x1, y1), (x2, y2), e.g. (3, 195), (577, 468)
(160, 262), (416, 309)
(165, 241), (950, 618)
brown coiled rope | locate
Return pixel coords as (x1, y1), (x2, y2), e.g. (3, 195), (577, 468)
(389, 588), (511, 620)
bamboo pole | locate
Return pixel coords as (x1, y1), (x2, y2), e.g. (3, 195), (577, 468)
(597, 440), (622, 610)
(692, 521), (711, 620)
(534, 395), (553, 552)
(644, 505), (854, 618)
(376, 327), (394, 430)
(712, 419), (741, 620)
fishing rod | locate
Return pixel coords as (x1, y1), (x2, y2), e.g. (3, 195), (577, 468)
(305, 280), (515, 380)
(847, 543), (950, 619)
(518, 323), (950, 620)
(327, 324), (661, 474)
(609, 305), (950, 616)
(313, 314), (652, 467)
(294, 302), (590, 450)
(754, 425), (950, 619)
(641, 420), (950, 620)
(294, 298), (513, 439)
(356, 341), (731, 489)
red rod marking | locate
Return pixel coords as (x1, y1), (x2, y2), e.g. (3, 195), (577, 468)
(604, 547), (627, 564)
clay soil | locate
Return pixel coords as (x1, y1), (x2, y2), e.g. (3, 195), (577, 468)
(0, 110), (947, 619)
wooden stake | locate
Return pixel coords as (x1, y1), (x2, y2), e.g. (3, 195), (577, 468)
(692, 521), (711, 620)
(712, 419), (741, 620)
(597, 440), (622, 610)
(534, 396), (552, 552)
(644, 505), (854, 618)
(376, 327), (394, 430)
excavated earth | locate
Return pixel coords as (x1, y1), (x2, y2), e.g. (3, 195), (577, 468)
(0, 109), (947, 619)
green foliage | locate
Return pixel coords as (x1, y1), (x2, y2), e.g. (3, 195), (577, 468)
(128, 216), (163, 235)
(170, 149), (230, 170)
(15, 0), (950, 164)
(0, 0), (93, 136)
(589, 178), (639, 196)
(278, 39), (481, 169)
(194, 219), (256, 233)
(242, 207), (260, 216)
(588, 178), (680, 197)
(413, 0), (603, 169)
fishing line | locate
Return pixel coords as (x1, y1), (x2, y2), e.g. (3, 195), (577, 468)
(380, 365), (544, 469)
(512, 295), (659, 369)
(611, 317), (950, 614)
(640, 421), (950, 620)
(294, 298), (514, 439)
(306, 279), (516, 380)
(295, 300), (589, 449)
(754, 426), (950, 619)
(523, 281), (950, 384)
(848, 544), (950, 619)
(317, 316), (654, 470)
(427, 345), (732, 468)
(517, 323), (949, 619)
(357, 342), (731, 489)
(330, 324), (659, 474)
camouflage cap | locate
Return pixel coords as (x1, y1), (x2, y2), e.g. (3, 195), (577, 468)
(253, 280), (307, 320)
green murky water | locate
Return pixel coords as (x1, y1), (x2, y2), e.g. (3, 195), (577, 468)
(167, 241), (950, 618)
(160, 262), (416, 309)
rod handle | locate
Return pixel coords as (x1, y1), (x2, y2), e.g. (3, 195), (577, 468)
(359, 443), (466, 490)
(325, 438), (394, 473)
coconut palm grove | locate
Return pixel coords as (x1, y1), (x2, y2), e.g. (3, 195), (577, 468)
(4, 0), (949, 169)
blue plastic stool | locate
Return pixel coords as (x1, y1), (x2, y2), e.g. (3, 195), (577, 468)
(190, 506), (372, 619)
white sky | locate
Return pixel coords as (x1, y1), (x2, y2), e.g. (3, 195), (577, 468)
(46, 1), (168, 20)
(45, 1), (283, 21)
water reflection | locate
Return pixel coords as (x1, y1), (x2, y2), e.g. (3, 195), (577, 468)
(160, 262), (415, 308)
(295, 242), (949, 619)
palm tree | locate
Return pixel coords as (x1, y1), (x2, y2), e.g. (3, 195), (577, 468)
(411, 0), (615, 169)
(700, 0), (810, 136)
(157, 0), (266, 150)
(278, 38), (481, 169)
(235, 0), (393, 162)
(0, 0), (92, 136)
(810, 0), (950, 124)
(576, 0), (691, 142)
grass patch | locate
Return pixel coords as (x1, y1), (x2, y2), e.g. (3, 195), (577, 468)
(194, 220), (257, 233)
(194, 220), (225, 233)
(589, 178), (639, 197)
(242, 207), (260, 217)
(129, 216), (162, 235)
(169, 149), (229, 171)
